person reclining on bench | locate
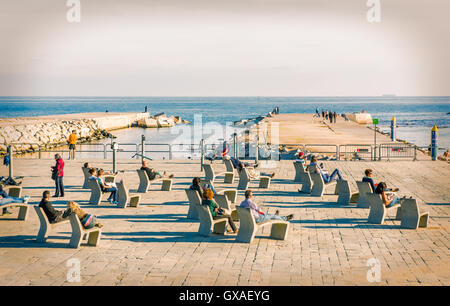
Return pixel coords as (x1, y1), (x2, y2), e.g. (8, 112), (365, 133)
(363, 169), (399, 193)
(190, 177), (217, 198)
(239, 190), (293, 223)
(202, 188), (238, 234)
(83, 162), (117, 176)
(223, 155), (259, 169)
(309, 156), (342, 183)
(375, 182), (403, 208)
(238, 163), (275, 180)
(88, 168), (119, 204)
(140, 161), (174, 181)
(0, 185), (30, 216)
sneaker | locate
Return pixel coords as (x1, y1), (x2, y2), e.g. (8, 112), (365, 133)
(393, 188), (399, 192)
(23, 195), (30, 203)
(254, 163), (259, 169)
(234, 230), (239, 234)
(275, 210), (280, 216)
(113, 201), (119, 205)
(285, 214), (294, 221)
(226, 229), (233, 233)
(270, 173), (275, 178)
(169, 174), (175, 179)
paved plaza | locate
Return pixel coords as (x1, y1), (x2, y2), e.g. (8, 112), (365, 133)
(0, 158), (449, 285)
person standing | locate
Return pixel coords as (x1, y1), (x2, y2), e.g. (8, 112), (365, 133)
(329, 111), (333, 124)
(333, 111), (337, 123)
(51, 154), (65, 197)
(68, 130), (78, 160)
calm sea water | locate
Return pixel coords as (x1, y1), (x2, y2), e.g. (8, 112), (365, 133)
(0, 97), (449, 153)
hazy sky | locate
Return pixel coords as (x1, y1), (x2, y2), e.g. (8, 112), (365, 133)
(0, 0), (449, 96)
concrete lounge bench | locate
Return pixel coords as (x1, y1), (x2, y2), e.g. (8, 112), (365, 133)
(356, 181), (372, 208)
(309, 165), (337, 197)
(367, 193), (402, 224)
(88, 179), (106, 205)
(34, 206), (71, 243)
(1, 187), (29, 220)
(196, 203), (228, 236)
(400, 198), (429, 229)
(336, 180), (357, 205)
(185, 189), (201, 219)
(235, 207), (289, 243)
(200, 179), (238, 204)
(298, 169), (313, 194)
(81, 167), (91, 188)
(293, 161), (307, 183)
(116, 181), (141, 208)
(68, 213), (102, 248)
(136, 169), (172, 193)
(237, 168), (271, 190)
(203, 163), (234, 184)
(213, 193), (238, 221)
(223, 158), (237, 183)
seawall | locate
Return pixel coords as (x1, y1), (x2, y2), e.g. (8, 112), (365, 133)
(0, 112), (149, 154)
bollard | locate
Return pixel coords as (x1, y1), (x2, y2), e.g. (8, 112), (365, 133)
(431, 125), (438, 161)
(391, 117), (396, 141)
(245, 129), (250, 158)
(255, 134), (259, 164)
(233, 133), (238, 158)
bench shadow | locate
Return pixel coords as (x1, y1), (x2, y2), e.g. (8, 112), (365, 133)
(426, 203), (450, 206)
(97, 213), (192, 223)
(0, 235), (74, 249)
(102, 231), (236, 243)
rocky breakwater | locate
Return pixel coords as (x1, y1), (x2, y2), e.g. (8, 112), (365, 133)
(0, 112), (149, 155)
(137, 112), (190, 128)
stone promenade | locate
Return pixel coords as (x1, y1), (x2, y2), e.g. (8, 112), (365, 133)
(0, 158), (449, 285)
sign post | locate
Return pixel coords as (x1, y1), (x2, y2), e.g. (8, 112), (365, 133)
(373, 118), (379, 161)
(431, 125), (438, 161)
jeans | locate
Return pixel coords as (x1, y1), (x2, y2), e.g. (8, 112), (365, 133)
(104, 187), (118, 202)
(213, 214), (237, 232)
(203, 184), (217, 195)
(323, 169), (342, 183)
(256, 213), (286, 223)
(386, 196), (400, 208)
(0, 196), (25, 205)
(55, 176), (64, 197)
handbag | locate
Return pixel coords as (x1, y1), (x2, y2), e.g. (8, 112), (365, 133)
(217, 208), (225, 215)
(51, 169), (58, 180)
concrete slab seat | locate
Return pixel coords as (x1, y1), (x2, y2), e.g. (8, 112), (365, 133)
(0, 186), (29, 221)
(136, 169), (172, 193)
(237, 168), (271, 190)
(34, 206), (101, 248)
(116, 180), (141, 208)
(356, 181), (372, 208)
(200, 179), (238, 204)
(88, 179), (109, 205)
(196, 203), (233, 237)
(308, 165), (338, 197)
(203, 163), (234, 184)
(235, 207), (289, 243)
(184, 189), (201, 220)
(293, 161), (307, 183)
(366, 193), (402, 224)
(336, 180), (358, 205)
(223, 158), (239, 183)
(400, 198), (429, 229)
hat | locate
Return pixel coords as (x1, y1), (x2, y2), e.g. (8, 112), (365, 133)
(299, 152), (304, 157)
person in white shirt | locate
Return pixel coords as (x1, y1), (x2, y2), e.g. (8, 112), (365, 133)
(239, 190), (293, 223)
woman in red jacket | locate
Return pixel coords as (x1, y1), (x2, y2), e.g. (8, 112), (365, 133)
(51, 154), (65, 197)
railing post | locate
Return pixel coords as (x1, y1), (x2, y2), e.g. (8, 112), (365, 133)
(200, 139), (205, 171)
(413, 145), (417, 161)
(7, 145), (13, 179)
(255, 134), (259, 164)
(112, 142), (117, 173)
(233, 133), (238, 158)
(103, 144), (107, 159)
(38, 145), (41, 159)
(169, 144), (173, 160)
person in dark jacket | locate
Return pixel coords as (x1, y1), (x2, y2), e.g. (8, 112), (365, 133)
(51, 154), (64, 197)
(140, 161), (174, 181)
(39, 190), (71, 223)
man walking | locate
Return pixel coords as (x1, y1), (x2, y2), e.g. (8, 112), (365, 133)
(51, 154), (65, 197)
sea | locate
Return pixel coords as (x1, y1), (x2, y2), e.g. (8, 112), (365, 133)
(0, 96), (449, 159)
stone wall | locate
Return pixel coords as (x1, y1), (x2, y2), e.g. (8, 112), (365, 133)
(0, 112), (149, 154)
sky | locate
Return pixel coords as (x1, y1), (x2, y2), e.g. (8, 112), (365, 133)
(0, 0), (449, 96)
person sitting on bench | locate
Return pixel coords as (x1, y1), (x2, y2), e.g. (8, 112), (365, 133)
(240, 190), (293, 223)
(309, 156), (342, 183)
(189, 177), (217, 198)
(140, 161), (174, 181)
(0, 185), (30, 216)
(84, 162), (116, 175)
(375, 182), (401, 208)
(202, 188), (238, 234)
(238, 163), (275, 180)
(223, 155), (258, 169)
(88, 168), (119, 204)
(363, 169), (399, 193)
(294, 151), (307, 168)
(39, 190), (72, 223)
